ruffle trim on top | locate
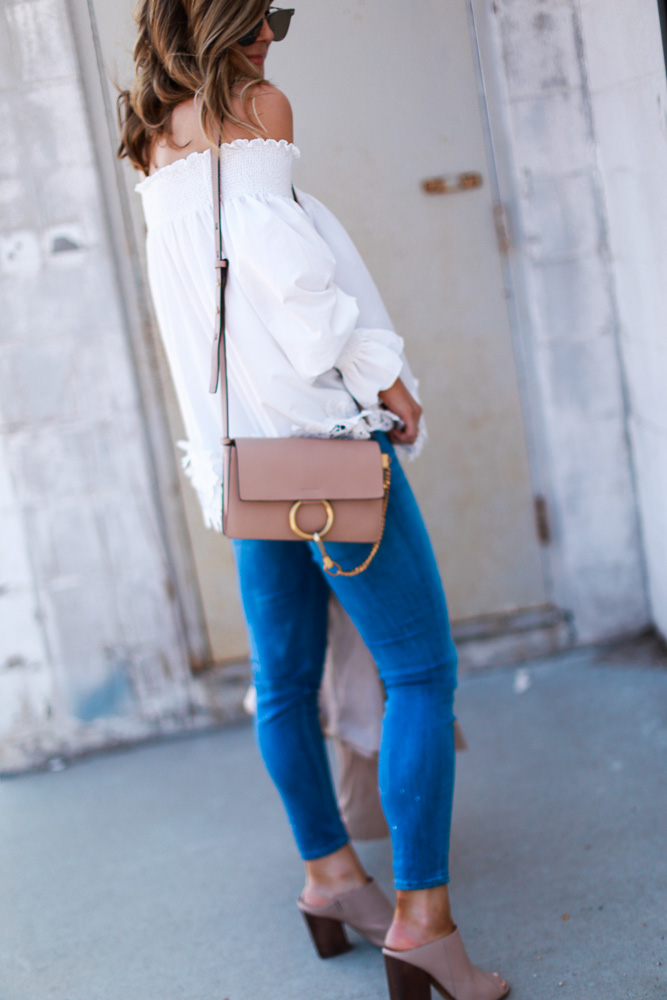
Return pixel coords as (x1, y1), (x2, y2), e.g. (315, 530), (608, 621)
(316, 399), (427, 463)
(221, 137), (300, 156)
(135, 150), (211, 193)
(178, 440), (223, 533)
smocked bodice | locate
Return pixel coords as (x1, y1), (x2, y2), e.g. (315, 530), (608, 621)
(135, 138), (299, 230)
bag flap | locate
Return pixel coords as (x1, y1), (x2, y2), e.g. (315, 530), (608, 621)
(234, 438), (385, 501)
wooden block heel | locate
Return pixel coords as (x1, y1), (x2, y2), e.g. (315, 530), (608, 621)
(296, 878), (393, 955)
(301, 911), (353, 959)
(383, 928), (510, 1000)
(384, 953), (436, 1000)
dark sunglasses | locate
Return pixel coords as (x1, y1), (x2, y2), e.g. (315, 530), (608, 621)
(237, 7), (294, 46)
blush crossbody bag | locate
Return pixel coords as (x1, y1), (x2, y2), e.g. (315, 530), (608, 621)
(208, 144), (390, 577)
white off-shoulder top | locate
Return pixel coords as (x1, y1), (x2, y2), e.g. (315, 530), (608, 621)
(135, 138), (423, 530)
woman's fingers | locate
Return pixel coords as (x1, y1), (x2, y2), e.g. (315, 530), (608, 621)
(388, 405), (421, 444)
(378, 377), (422, 445)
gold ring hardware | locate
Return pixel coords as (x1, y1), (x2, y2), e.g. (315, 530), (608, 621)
(289, 500), (335, 540)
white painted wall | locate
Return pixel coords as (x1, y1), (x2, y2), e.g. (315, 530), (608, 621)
(79, 0), (249, 663)
(0, 0), (212, 772)
(474, 0), (650, 641)
(577, 0), (667, 638)
(257, 0), (548, 623)
(2, 0), (664, 771)
(0, 435), (53, 739)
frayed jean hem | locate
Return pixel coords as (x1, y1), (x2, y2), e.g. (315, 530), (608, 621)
(394, 873), (450, 891)
(299, 834), (350, 862)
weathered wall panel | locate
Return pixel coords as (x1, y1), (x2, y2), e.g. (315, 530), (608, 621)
(476, 0), (650, 641)
(0, 0), (210, 771)
(578, 0), (667, 639)
(2, 0), (665, 771)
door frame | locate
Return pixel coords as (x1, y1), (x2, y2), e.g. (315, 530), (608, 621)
(467, 0), (557, 601)
(66, 0), (212, 670)
(657, 0), (667, 74)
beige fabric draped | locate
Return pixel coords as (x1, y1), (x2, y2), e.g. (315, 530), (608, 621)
(320, 595), (467, 840)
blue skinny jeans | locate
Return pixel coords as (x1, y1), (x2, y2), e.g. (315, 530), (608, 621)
(231, 434), (458, 890)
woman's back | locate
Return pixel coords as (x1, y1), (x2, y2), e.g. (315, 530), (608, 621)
(136, 121), (412, 530)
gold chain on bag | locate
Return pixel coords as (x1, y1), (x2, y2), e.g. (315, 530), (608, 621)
(309, 453), (391, 577)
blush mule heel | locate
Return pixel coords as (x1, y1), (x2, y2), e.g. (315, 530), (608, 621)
(297, 877), (393, 958)
(383, 926), (510, 1000)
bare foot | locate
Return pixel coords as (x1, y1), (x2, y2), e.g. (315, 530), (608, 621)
(300, 843), (370, 907)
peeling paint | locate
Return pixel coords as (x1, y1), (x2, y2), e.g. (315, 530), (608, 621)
(74, 667), (134, 724)
(2, 656), (29, 671)
(51, 236), (81, 254)
(533, 12), (552, 32)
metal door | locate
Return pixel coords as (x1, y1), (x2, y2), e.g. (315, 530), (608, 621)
(78, 0), (547, 661)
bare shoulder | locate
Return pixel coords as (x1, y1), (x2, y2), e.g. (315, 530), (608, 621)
(250, 82), (292, 118)
(168, 99), (209, 148)
(226, 83), (294, 143)
(150, 98), (210, 173)
(251, 84), (293, 142)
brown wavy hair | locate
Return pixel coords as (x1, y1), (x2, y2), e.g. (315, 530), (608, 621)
(117, 0), (270, 174)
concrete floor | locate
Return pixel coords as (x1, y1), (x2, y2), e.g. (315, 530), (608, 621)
(1, 638), (666, 1000)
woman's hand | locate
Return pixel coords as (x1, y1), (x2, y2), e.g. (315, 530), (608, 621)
(378, 377), (423, 445)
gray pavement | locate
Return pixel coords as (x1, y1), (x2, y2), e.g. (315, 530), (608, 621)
(1, 637), (666, 1000)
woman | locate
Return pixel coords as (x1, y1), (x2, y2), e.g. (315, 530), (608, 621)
(118, 3), (510, 998)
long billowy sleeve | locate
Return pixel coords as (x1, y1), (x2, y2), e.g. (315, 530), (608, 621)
(222, 192), (404, 406)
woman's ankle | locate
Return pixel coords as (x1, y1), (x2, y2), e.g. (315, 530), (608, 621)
(302, 844), (369, 905)
(384, 914), (456, 950)
(384, 885), (455, 950)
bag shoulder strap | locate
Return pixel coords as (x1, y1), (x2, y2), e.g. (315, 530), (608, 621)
(208, 145), (392, 574)
(209, 142), (230, 440)
(209, 141), (301, 441)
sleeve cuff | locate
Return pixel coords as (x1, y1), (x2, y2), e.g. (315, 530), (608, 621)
(336, 328), (405, 408)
